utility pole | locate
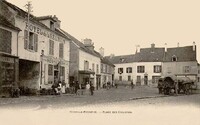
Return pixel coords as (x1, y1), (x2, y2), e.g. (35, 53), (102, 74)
(25, 1), (33, 48)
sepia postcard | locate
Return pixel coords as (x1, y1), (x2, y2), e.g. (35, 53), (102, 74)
(0, 0), (200, 125)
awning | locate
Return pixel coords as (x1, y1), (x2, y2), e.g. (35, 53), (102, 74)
(79, 70), (95, 74)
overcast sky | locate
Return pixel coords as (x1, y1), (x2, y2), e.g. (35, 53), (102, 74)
(7, 0), (200, 61)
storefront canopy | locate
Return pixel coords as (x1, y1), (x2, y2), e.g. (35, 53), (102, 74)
(79, 70), (95, 74)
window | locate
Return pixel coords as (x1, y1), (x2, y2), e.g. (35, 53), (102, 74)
(120, 58), (125, 62)
(92, 63), (95, 71)
(84, 60), (89, 70)
(198, 77), (200, 82)
(59, 43), (64, 58)
(118, 68), (123, 74)
(48, 64), (53, 76)
(49, 40), (54, 55)
(24, 30), (38, 52)
(152, 76), (160, 84)
(119, 76), (122, 81)
(60, 66), (65, 76)
(105, 65), (108, 73)
(183, 66), (190, 73)
(96, 64), (99, 74)
(107, 66), (110, 73)
(101, 64), (103, 73)
(0, 28), (11, 53)
(172, 55), (177, 62)
(154, 65), (162, 73)
(128, 76), (131, 81)
(137, 66), (145, 73)
(126, 67), (132, 73)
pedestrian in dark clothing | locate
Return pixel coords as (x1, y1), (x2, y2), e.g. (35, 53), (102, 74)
(90, 82), (94, 95)
(75, 81), (80, 95)
(115, 83), (118, 88)
(131, 81), (134, 89)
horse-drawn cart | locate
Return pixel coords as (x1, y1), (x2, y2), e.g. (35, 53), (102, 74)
(158, 75), (194, 95)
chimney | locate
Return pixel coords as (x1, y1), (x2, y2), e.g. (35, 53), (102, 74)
(151, 43), (155, 53)
(164, 43), (167, 52)
(177, 42), (179, 47)
(136, 45), (140, 53)
(110, 54), (115, 59)
(83, 38), (94, 51)
(193, 41), (196, 51)
(53, 15), (61, 28)
(99, 47), (104, 57)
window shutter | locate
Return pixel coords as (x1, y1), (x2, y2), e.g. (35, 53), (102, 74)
(24, 30), (28, 49)
(34, 34), (38, 52)
(52, 41), (54, 55)
(49, 40), (51, 54)
(59, 43), (64, 58)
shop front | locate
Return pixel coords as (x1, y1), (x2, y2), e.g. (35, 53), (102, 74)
(0, 53), (19, 97)
(40, 55), (69, 90)
(78, 70), (95, 89)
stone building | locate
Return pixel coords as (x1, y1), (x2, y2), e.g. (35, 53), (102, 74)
(0, 0), (70, 92)
(0, 14), (21, 96)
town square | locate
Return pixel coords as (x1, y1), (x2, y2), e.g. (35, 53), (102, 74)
(0, 0), (200, 125)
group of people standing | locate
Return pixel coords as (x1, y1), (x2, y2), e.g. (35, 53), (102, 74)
(51, 80), (66, 95)
(70, 81), (95, 95)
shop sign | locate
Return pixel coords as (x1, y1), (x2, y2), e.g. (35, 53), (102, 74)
(42, 56), (59, 64)
(0, 56), (14, 63)
(42, 55), (69, 65)
(25, 22), (65, 43)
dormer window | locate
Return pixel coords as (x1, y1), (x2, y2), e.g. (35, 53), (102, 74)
(50, 21), (54, 30)
(120, 58), (125, 62)
(172, 55), (177, 62)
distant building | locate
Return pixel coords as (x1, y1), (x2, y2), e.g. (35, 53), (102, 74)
(98, 48), (115, 88)
(106, 43), (198, 87)
(105, 54), (137, 85)
(0, 0), (71, 92)
(162, 42), (198, 87)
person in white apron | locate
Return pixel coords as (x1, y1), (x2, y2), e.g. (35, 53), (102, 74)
(86, 82), (90, 95)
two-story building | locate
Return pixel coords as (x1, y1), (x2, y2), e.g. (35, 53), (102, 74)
(105, 54), (136, 85)
(1, 1), (70, 92)
(134, 44), (164, 86)
(98, 47), (115, 88)
(61, 31), (101, 89)
(162, 42), (198, 87)
(107, 44), (164, 86)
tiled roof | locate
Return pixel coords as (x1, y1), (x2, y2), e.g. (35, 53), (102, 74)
(164, 46), (196, 62)
(60, 29), (100, 58)
(101, 57), (115, 67)
(2, 0), (69, 39)
(94, 51), (115, 66)
(105, 54), (136, 64)
(135, 48), (165, 62)
(106, 46), (196, 64)
(0, 14), (21, 31)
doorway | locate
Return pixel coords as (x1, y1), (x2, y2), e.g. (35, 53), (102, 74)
(144, 75), (148, 85)
(136, 76), (141, 86)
